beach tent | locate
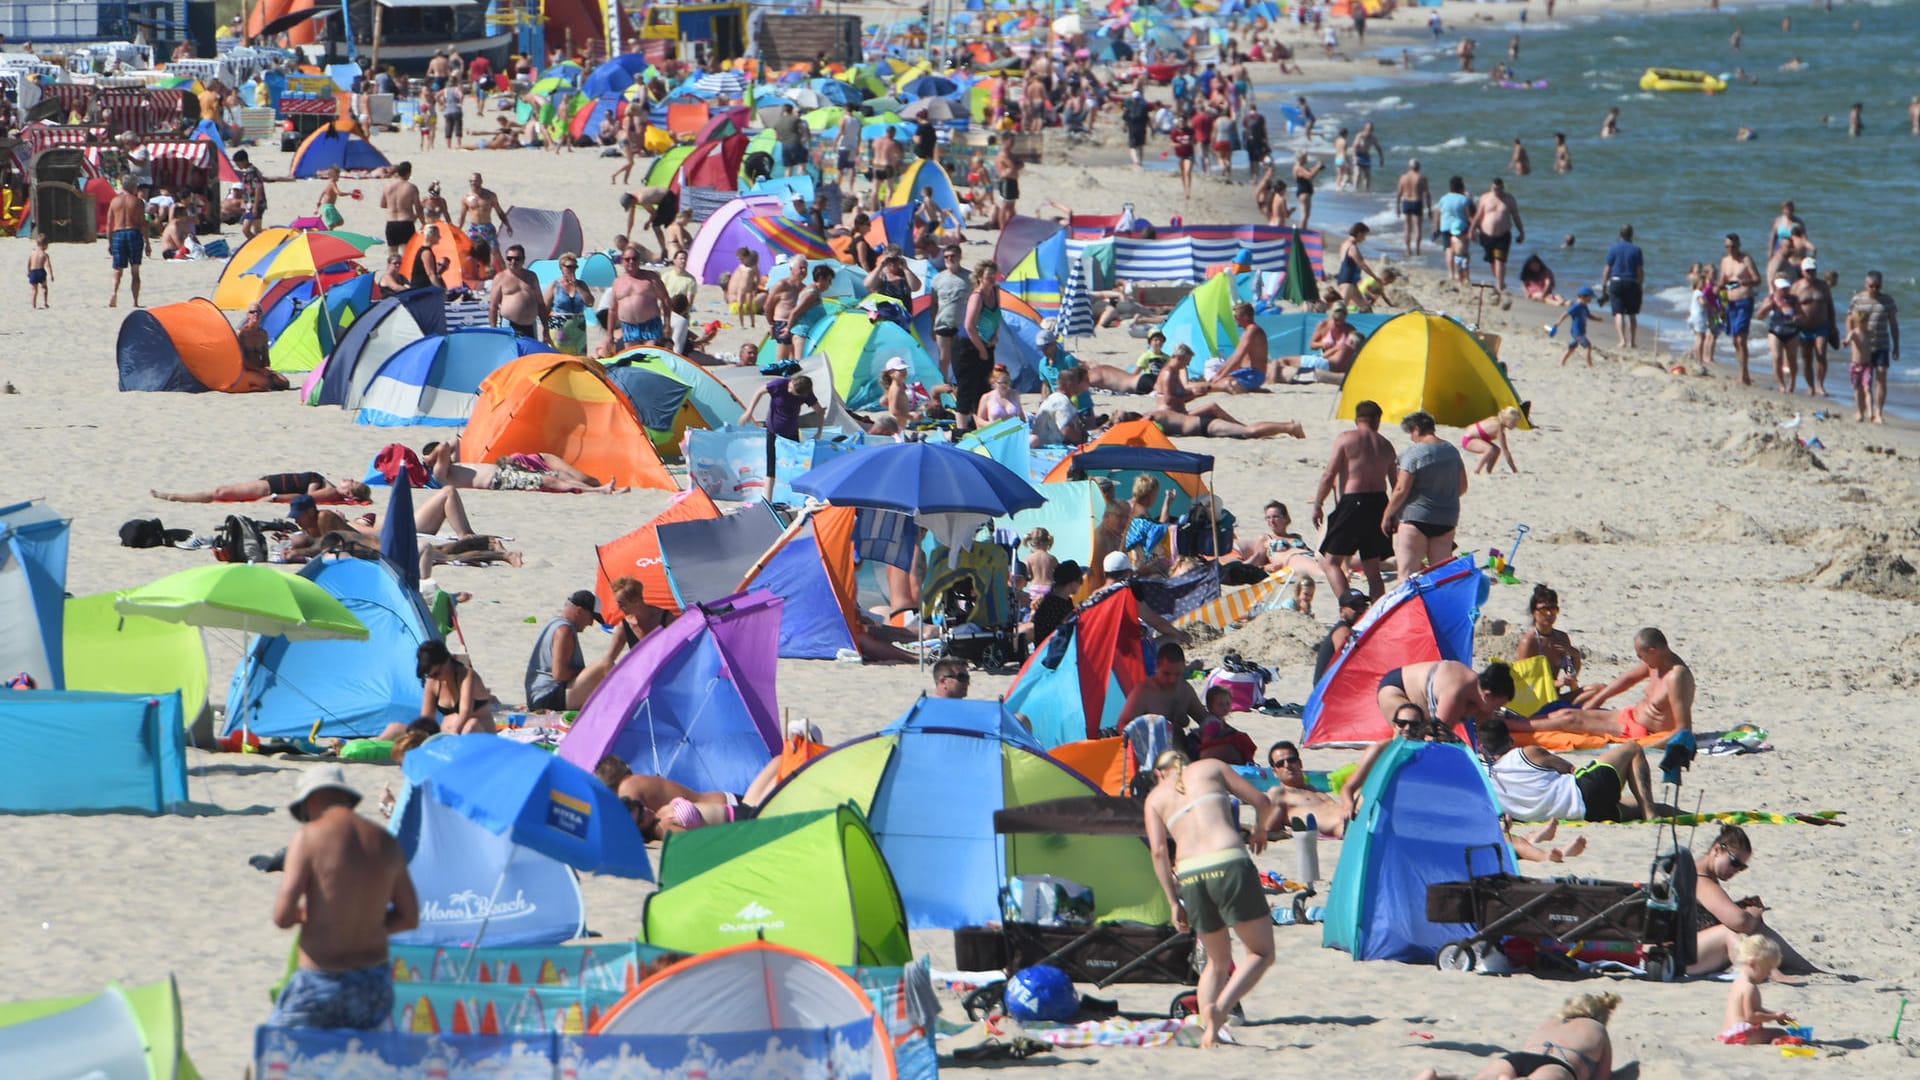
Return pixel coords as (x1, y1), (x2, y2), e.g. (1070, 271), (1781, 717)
(606, 346), (745, 431)
(999, 480), (1105, 566)
(1323, 738), (1513, 962)
(675, 133), (747, 193)
(1303, 554), (1484, 746)
(1254, 309), (1394, 358)
(289, 124), (390, 178)
(559, 590), (782, 794)
(354, 329), (546, 426)
(0, 500), (69, 690)
(228, 558), (439, 740)
(63, 592), (208, 725)
(807, 313), (942, 411)
(1161, 272), (1241, 376)
(266, 273), (375, 373)
(307, 288), (447, 407)
(593, 940), (897, 1079)
(641, 810), (909, 968)
(0, 690), (188, 813)
(0, 977), (199, 1079)
(761, 695), (1169, 929)
(400, 226), (477, 289)
(685, 194), (786, 284)
(213, 227), (300, 309)
(1005, 584), (1149, 747)
(594, 489), (721, 619)
(995, 214), (1067, 281)
(1043, 418), (1207, 508)
(582, 54), (651, 98)
(116, 299), (245, 393)
(738, 507), (862, 659)
(644, 144), (696, 189)
(389, 775), (586, 948)
(1335, 312), (1531, 429)
(654, 502), (789, 610)
(461, 353), (679, 491)
(710, 352), (863, 437)
(885, 158), (963, 229)
(501, 206), (585, 261)
(599, 358), (708, 454)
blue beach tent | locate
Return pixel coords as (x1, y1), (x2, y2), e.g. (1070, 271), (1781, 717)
(1322, 738), (1513, 962)
(389, 778), (586, 947)
(227, 558), (439, 738)
(0, 500), (70, 689)
(354, 328), (544, 426)
(0, 690), (187, 813)
(311, 288), (447, 407)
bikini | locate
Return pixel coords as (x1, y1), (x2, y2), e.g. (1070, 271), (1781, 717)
(1459, 419), (1496, 447)
(1164, 791), (1231, 827)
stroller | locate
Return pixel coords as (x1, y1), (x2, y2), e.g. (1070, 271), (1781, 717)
(1424, 839), (1698, 982)
(951, 795), (1204, 1019)
(920, 539), (1021, 669)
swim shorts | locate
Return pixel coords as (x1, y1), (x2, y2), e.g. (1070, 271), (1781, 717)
(1479, 231), (1511, 265)
(26, 268), (45, 286)
(110, 228), (143, 269)
(489, 461), (546, 491)
(1320, 491), (1393, 559)
(769, 319), (791, 344)
(1574, 761), (1623, 822)
(320, 203), (345, 229)
(1869, 347), (1892, 370)
(508, 320), (537, 339)
(998, 178), (1020, 201)
(268, 963), (394, 1030)
(465, 223), (497, 249)
(385, 221), (417, 250)
(1401, 199), (1423, 216)
(1228, 367), (1265, 391)
(1175, 849), (1269, 935)
(621, 318), (664, 345)
(1609, 279), (1643, 316)
(1724, 297), (1754, 338)
(1797, 326), (1825, 345)
(780, 141), (809, 168)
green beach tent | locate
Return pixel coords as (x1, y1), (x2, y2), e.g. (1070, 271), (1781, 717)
(0, 975), (201, 1078)
(644, 145), (696, 189)
(641, 803), (911, 966)
(63, 591), (209, 723)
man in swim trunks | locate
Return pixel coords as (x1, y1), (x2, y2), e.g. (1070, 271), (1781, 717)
(489, 244), (548, 343)
(1718, 233), (1762, 385)
(379, 161), (423, 252)
(1265, 740), (1348, 837)
(1469, 177), (1525, 295)
(1207, 302), (1270, 391)
(871, 131), (903, 203)
(1525, 627), (1696, 745)
(1602, 224), (1644, 349)
(1377, 660), (1514, 740)
(763, 255), (806, 362)
(105, 175), (148, 308)
(607, 247), (671, 349)
(1789, 256), (1834, 397)
(1395, 159), (1431, 256)
(458, 172), (509, 274)
(1478, 718), (1662, 823)
(269, 766), (418, 1029)
(1311, 398), (1396, 599)
(994, 141), (1021, 229)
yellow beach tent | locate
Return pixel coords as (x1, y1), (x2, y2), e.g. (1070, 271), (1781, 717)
(1334, 311), (1530, 429)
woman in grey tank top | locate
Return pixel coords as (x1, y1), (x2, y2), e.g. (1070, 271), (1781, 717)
(1381, 410), (1467, 576)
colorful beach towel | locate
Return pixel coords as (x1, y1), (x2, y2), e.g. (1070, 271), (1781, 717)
(1027, 1016), (1200, 1048)
(1560, 810), (1844, 828)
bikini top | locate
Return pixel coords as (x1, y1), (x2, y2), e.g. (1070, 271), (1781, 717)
(1164, 790), (1230, 827)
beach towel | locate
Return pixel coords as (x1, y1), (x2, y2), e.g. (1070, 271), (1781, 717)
(1559, 810), (1844, 828)
(1027, 1016), (1199, 1048)
(1513, 727), (1674, 752)
(1174, 573), (1284, 629)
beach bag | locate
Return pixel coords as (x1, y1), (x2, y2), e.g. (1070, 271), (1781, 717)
(119, 518), (171, 548)
(213, 514), (270, 564)
(1204, 668), (1264, 713)
(1176, 501), (1235, 557)
(374, 443), (431, 486)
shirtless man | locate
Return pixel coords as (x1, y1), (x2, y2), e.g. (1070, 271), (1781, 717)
(764, 256), (806, 362)
(1468, 176), (1525, 295)
(457, 172), (509, 273)
(1377, 659), (1515, 738)
(153, 472), (367, 504)
(871, 132), (903, 203)
(1531, 627), (1695, 746)
(1264, 740), (1347, 837)
(1210, 302), (1271, 390)
(105, 175), (148, 307)
(1789, 257), (1834, 397)
(1395, 159), (1430, 256)
(421, 439), (617, 493)
(1152, 354), (1304, 439)
(379, 161), (423, 253)
(268, 767), (418, 1030)
(606, 247), (672, 349)
(236, 302), (290, 391)
(994, 141), (1022, 229)
(489, 244), (548, 342)
(1508, 137), (1531, 177)
(1118, 643), (1210, 745)
(1717, 234), (1762, 385)
(1310, 398), (1395, 599)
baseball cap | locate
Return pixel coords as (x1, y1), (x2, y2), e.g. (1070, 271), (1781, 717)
(566, 589), (600, 618)
(1773, 278), (1791, 289)
(1036, 328), (1057, 347)
(288, 494), (317, 517)
(1576, 285), (1593, 298)
(1800, 257), (1817, 271)
(1339, 589), (1372, 612)
(883, 356), (909, 372)
(1102, 551), (1132, 574)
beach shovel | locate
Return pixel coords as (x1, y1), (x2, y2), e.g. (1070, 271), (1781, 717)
(1498, 523), (1530, 585)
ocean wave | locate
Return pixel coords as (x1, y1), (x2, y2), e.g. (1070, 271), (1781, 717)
(1415, 136), (1471, 153)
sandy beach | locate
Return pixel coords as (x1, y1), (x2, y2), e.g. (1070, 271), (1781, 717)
(4, 0), (1920, 1072)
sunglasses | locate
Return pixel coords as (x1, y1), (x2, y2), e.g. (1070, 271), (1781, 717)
(1270, 756), (1300, 767)
(506, 255), (523, 262)
(1722, 849), (1749, 872)
(1534, 604), (1558, 612)
(942, 673), (970, 683)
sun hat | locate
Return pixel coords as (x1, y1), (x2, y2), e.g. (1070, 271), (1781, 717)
(289, 765), (362, 821)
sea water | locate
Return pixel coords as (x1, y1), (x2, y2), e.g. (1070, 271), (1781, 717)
(1258, 0), (1920, 408)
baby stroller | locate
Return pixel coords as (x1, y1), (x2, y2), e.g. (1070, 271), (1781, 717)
(952, 795), (1205, 1019)
(920, 539), (1020, 669)
(1424, 839), (1698, 982)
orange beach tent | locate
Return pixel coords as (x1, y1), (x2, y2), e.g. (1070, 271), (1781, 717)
(460, 354), (678, 491)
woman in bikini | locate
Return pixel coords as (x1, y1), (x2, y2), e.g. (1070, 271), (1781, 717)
(1247, 501), (1322, 614)
(413, 640), (497, 735)
(1414, 991), (1619, 1079)
(1461, 405), (1524, 474)
(1514, 584), (1589, 697)
(973, 363), (1026, 427)
(1144, 752), (1278, 1048)
(596, 756), (742, 838)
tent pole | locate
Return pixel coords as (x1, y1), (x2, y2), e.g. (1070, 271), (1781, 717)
(458, 853), (515, 982)
(733, 502), (815, 593)
(370, 2), (384, 79)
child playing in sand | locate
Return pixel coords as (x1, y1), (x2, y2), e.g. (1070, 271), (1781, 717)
(1554, 286), (1595, 367)
(1841, 308), (1871, 423)
(726, 248), (762, 328)
(1719, 934), (1796, 1045)
(1689, 264), (1721, 370)
(1461, 405), (1524, 474)
(26, 234), (52, 308)
(1022, 527), (1058, 609)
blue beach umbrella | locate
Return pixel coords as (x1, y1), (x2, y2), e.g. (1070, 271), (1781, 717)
(400, 734), (653, 879)
(790, 440), (1046, 516)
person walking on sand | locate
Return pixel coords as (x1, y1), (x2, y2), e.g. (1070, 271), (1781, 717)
(1603, 224), (1644, 349)
(380, 161), (423, 252)
(268, 766), (418, 1030)
(1381, 410), (1466, 575)
(25, 234), (52, 308)
(1847, 269), (1899, 423)
(1469, 177), (1524, 295)
(1292, 151), (1325, 229)
(105, 175), (148, 308)
(1170, 112), (1197, 200)
(1435, 175), (1473, 285)
(1790, 257), (1835, 397)
(1311, 398), (1395, 599)
(1718, 233), (1762, 385)
(1396, 159), (1431, 256)
(1144, 752), (1277, 1049)
(1554, 286), (1597, 367)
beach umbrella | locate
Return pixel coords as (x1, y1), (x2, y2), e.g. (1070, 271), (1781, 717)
(530, 75), (570, 98)
(810, 78), (863, 106)
(785, 86), (828, 110)
(863, 95), (908, 114)
(790, 440), (1045, 517)
(380, 471), (419, 593)
(1281, 229), (1317, 305)
(695, 70), (748, 99)
(802, 105), (846, 133)
(326, 230), (380, 252)
(114, 564), (369, 641)
(899, 97), (960, 121)
(241, 231), (366, 285)
(401, 734), (652, 879)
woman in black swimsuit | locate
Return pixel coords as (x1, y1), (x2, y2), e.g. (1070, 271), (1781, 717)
(1292, 151), (1326, 230)
(414, 640), (497, 734)
(1414, 991), (1618, 1079)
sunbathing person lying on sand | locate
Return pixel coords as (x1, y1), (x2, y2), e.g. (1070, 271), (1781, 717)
(1414, 991), (1619, 1080)
(596, 757), (742, 837)
(422, 439), (618, 493)
(1514, 627), (1693, 743)
(153, 473), (369, 504)
(284, 488), (522, 573)
(1150, 346), (1305, 439)
(1477, 717), (1668, 823)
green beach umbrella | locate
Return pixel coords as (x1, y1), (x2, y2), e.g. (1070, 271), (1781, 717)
(1281, 229), (1316, 305)
(115, 564), (368, 641)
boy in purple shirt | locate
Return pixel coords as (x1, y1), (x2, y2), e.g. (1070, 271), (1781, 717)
(741, 375), (821, 487)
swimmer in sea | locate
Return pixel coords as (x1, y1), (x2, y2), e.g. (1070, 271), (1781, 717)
(1509, 137), (1531, 177)
(1553, 133), (1571, 174)
(1600, 106), (1619, 138)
